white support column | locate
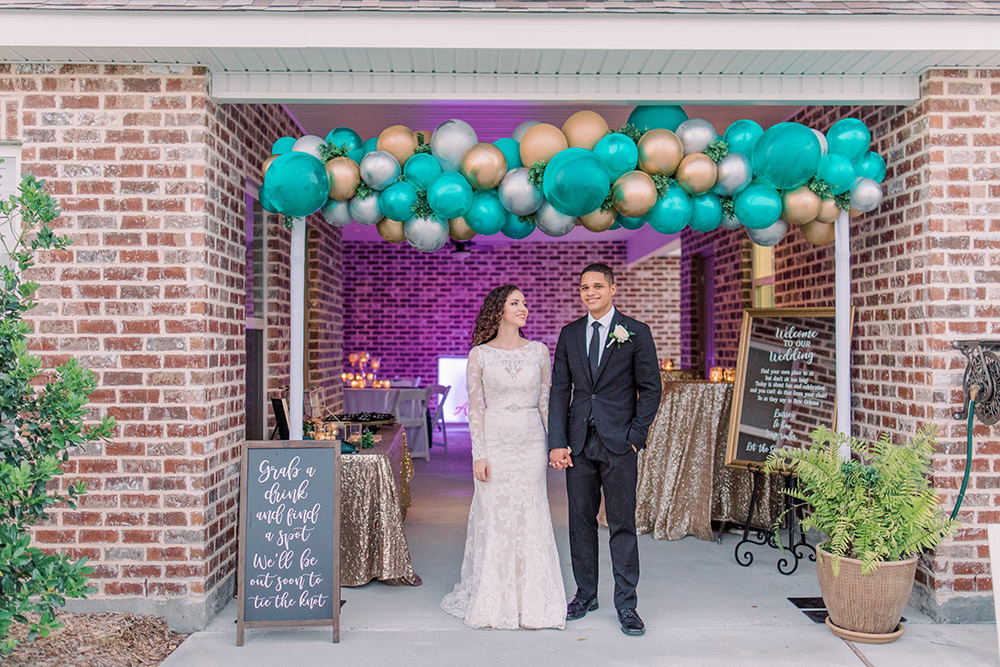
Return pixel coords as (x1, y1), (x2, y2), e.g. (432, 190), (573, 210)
(289, 219), (306, 440)
(835, 209), (852, 446)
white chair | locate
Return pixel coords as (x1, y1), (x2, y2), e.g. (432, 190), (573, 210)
(426, 384), (450, 452)
(394, 388), (430, 461)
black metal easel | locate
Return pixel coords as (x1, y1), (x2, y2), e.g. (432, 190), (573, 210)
(731, 468), (815, 575)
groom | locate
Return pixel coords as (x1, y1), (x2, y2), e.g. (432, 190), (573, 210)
(548, 263), (662, 637)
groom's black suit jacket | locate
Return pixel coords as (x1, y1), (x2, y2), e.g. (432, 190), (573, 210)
(548, 310), (662, 456)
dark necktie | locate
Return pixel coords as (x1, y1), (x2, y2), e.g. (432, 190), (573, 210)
(589, 321), (602, 378)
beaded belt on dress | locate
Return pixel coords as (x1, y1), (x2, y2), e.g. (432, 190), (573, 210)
(485, 406), (538, 412)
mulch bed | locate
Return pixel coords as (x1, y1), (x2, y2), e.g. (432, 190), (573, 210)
(4, 611), (188, 666)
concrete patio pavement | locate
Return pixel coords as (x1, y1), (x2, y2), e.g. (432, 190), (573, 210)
(163, 426), (997, 667)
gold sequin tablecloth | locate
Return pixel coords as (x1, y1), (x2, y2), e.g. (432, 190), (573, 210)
(635, 381), (781, 541)
(340, 423), (419, 586)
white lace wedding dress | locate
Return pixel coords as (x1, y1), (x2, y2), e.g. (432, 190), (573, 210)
(440, 341), (567, 630)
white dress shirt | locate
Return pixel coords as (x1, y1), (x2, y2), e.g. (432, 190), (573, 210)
(585, 306), (617, 368)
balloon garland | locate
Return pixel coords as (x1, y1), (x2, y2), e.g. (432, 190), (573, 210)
(258, 106), (886, 252)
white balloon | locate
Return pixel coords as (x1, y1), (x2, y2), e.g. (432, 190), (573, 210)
(431, 119), (478, 172)
(512, 120), (541, 142)
(498, 168), (544, 216)
(321, 199), (352, 227)
(675, 118), (717, 155)
(720, 213), (743, 230)
(746, 219), (789, 247)
(359, 150), (401, 191)
(811, 128), (829, 155)
(712, 153), (752, 196)
(404, 216), (449, 252)
(348, 195), (383, 226)
(291, 135), (326, 161)
(534, 201), (577, 237)
(850, 177), (883, 213)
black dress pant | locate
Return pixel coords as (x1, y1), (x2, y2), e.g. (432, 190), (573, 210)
(566, 424), (640, 611)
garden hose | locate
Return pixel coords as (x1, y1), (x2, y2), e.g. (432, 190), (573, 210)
(950, 384), (979, 521)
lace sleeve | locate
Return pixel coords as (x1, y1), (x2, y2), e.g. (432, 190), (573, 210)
(467, 346), (487, 461)
(537, 342), (551, 436)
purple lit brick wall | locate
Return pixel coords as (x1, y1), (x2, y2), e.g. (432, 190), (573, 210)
(341, 241), (680, 384)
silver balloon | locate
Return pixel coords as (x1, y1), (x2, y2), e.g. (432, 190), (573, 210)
(404, 216), (449, 252)
(850, 177), (883, 213)
(291, 135), (326, 161)
(431, 119), (478, 172)
(359, 150), (401, 191)
(720, 213), (743, 230)
(498, 168), (544, 216)
(534, 201), (578, 237)
(512, 120), (541, 142)
(712, 152), (752, 196)
(675, 118), (717, 155)
(812, 128), (829, 155)
(321, 199), (352, 227)
(746, 218), (789, 247)
(348, 194), (383, 226)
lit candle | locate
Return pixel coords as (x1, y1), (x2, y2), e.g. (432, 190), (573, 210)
(348, 353), (358, 365)
(710, 367), (723, 382)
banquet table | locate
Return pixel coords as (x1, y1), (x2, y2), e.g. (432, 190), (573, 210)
(634, 380), (782, 541)
(340, 423), (420, 586)
(343, 387), (401, 414)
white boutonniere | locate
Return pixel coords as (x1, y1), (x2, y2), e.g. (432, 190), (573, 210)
(606, 324), (635, 349)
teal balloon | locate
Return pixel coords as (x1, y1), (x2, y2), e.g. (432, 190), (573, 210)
(610, 221), (621, 230)
(542, 148), (611, 217)
(427, 172), (473, 219)
(379, 181), (419, 221)
(826, 118), (870, 162)
(723, 119), (764, 156)
(325, 127), (362, 153)
(258, 181), (279, 213)
(816, 153), (856, 195)
(593, 133), (639, 181)
(464, 191), (506, 235)
(616, 214), (645, 231)
(854, 151), (887, 183)
(264, 152), (330, 218)
(644, 185), (692, 234)
(403, 153), (442, 190)
(733, 183), (783, 230)
(272, 136), (296, 155)
(627, 105), (689, 133)
(751, 122), (822, 190)
(363, 136), (379, 154)
(501, 212), (535, 240)
(688, 192), (723, 232)
(493, 138), (522, 171)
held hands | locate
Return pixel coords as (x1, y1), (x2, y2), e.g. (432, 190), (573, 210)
(473, 458), (490, 482)
(549, 448), (573, 470)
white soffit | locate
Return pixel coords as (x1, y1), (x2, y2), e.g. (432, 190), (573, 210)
(2, 11), (1000, 103)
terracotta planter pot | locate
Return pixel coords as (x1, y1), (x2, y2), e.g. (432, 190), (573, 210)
(816, 546), (917, 637)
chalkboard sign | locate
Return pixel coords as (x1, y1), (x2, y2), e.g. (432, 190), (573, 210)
(236, 441), (341, 645)
(725, 308), (847, 469)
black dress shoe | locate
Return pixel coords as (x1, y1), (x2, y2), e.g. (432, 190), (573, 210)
(566, 595), (598, 621)
(618, 608), (645, 636)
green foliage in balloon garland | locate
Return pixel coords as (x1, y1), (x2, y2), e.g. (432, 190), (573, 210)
(719, 195), (735, 219)
(410, 190), (435, 221)
(518, 215), (534, 225)
(704, 140), (729, 163)
(319, 141), (350, 161)
(414, 133), (432, 155)
(808, 177), (832, 200)
(281, 214), (296, 230)
(600, 188), (615, 213)
(833, 192), (852, 211)
(617, 124), (643, 144)
(355, 182), (375, 201)
(651, 175), (671, 198)
(527, 161), (547, 189)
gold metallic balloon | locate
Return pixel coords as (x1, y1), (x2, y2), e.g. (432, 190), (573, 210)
(580, 207), (616, 232)
(849, 206), (864, 218)
(782, 185), (823, 225)
(376, 218), (407, 244)
(460, 143), (508, 191)
(800, 220), (835, 245)
(325, 156), (361, 201)
(562, 110), (610, 151)
(637, 129), (684, 177)
(815, 197), (842, 224)
(262, 155), (277, 179)
(377, 125), (418, 167)
(675, 153), (717, 195)
(612, 171), (657, 218)
(519, 123), (569, 167)
(449, 216), (478, 241)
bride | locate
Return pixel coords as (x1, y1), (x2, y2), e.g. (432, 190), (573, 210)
(441, 284), (566, 630)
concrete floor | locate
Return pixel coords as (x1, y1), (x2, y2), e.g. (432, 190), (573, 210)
(164, 426), (997, 667)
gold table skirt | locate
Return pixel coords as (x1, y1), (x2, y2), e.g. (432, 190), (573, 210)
(634, 381), (782, 541)
(340, 423), (420, 586)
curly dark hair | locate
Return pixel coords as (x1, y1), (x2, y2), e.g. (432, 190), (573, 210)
(471, 284), (524, 347)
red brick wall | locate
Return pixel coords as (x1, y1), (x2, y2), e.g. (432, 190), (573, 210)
(342, 241), (680, 384)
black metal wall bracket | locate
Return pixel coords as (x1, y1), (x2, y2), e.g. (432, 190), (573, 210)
(953, 340), (1000, 426)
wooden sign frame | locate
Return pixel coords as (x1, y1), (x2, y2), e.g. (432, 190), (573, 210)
(236, 440), (341, 645)
(725, 307), (852, 470)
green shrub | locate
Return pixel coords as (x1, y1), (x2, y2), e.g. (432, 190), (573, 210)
(0, 173), (115, 654)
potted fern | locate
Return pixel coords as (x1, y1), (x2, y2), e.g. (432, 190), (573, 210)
(764, 425), (956, 643)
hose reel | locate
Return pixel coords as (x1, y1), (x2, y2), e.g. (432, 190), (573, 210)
(953, 340), (1000, 426)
